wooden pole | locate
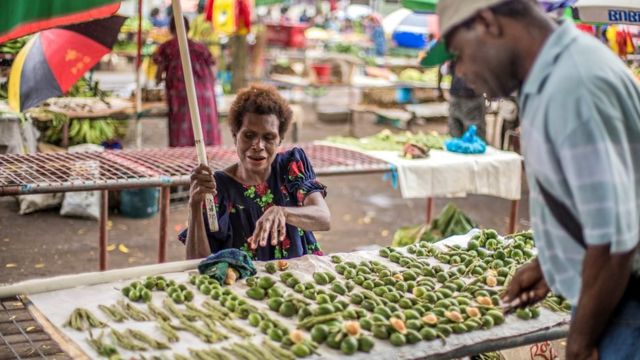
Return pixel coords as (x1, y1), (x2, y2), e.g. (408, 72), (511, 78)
(135, 0), (143, 149)
(171, 0), (218, 231)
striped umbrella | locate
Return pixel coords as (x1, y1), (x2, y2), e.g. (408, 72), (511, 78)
(8, 16), (126, 112)
(0, 0), (121, 43)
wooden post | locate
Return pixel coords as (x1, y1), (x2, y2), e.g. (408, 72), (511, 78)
(99, 190), (108, 271)
(171, 0), (218, 231)
(426, 197), (434, 224)
(508, 200), (519, 234)
(158, 187), (170, 263)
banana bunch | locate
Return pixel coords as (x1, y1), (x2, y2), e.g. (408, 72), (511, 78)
(69, 119), (116, 145)
(0, 36), (29, 55)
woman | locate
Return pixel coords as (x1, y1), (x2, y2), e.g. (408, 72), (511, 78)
(153, 16), (221, 147)
(181, 85), (331, 261)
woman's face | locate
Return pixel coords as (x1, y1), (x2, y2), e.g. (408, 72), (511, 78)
(235, 113), (281, 174)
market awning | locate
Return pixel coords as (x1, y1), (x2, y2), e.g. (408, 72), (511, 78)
(255, 0), (284, 7)
(576, 0), (640, 24)
(0, 0), (121, 44)
(401, 0), (438, 13)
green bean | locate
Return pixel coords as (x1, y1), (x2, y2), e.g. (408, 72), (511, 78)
(111, 328), (147, 351)
(148, 303), (171, 322)
(157, 319), (180, 342)
(174, 355), (190, 360)
(262, 340), (296, 360)
(297, 313), (342, 330)
(118, 300), (151, 321)
(86, 331), (119, 358)
(220, 319), (253, 338)
(127, 329), (170, 350)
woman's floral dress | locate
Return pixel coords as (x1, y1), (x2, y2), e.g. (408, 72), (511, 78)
(179, 148), (327, 261)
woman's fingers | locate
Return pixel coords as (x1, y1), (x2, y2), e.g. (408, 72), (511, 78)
(278, 216), (286, 241)
(270, 218), (279, 246)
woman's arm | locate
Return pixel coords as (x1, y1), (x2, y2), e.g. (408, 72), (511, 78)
(283, 192), (330, 231)
(248, 192), (330, 249)
(185, 165), (215, 259)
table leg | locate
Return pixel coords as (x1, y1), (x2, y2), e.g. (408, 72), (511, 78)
(158, 187), (170, 263)
(508, 200), (519, 234)
(426, 197), (434, 224)
(99, 190), (108, 271)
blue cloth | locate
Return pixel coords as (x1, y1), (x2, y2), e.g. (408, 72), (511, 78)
(197, 248), (257, 283)
(179, 148), (327, 261)
(372, 26), (386, 56)
(444, 125), (486, 154)
(598, 294), (640, 359)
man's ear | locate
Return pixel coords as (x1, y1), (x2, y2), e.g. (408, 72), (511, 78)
(475, 9), (503, 39)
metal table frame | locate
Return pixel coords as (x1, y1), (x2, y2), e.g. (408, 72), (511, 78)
(0, 144), (392, 271)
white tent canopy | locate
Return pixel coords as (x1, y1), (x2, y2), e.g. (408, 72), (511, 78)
(576, 0), (640, 24)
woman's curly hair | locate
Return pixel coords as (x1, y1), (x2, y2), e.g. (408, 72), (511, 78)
(229, 84), (293, 137)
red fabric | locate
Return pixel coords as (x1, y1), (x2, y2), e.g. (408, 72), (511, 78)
(576, 23), (595, 35)
(41, 29), (109, 92)
(616, 29), (632, 57)
(205, 0), (214, 22)
(152, 38), (221, 147)
(329, 0), (337, 12)
(235, 0), (251, 33)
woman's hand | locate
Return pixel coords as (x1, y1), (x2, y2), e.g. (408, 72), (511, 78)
(248, 206), (287, 249)
(189, 164), (216, 210)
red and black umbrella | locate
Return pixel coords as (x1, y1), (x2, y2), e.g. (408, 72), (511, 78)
(8, 16), (126, 112)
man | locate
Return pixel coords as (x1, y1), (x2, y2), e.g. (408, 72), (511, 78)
(427, 0), (640, 358)
(448, 61), (486, 140)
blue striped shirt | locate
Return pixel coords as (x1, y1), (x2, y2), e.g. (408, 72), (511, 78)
(520, 22), (640, 303)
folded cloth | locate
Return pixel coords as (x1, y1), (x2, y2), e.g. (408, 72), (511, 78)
(197, 248), (257, 284)
(445, 125), (487, 154)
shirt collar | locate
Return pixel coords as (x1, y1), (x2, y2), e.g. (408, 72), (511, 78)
(521, 21), (580, 96)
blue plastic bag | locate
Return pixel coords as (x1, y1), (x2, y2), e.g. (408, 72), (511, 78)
(445, 125), (487, 154)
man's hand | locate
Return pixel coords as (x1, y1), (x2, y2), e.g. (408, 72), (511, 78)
(566, 343), (598, 360)
(502, 258), (550, 310)
(189, 164), (216, 210)
(248, 206), (287, 249)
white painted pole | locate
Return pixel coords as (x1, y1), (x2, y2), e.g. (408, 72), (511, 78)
(171, 0), (219, 231)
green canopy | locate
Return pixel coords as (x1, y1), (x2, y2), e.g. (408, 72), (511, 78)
(0, 0), (120, 43)
(255, 0), (284, 7)
(401, 0), (438, 13)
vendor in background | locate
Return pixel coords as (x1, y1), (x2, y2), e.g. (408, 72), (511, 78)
(433, 0), (640, 358)
(365, 14), (386, 57)
(149, 7), (169, 28)
(182, 85), (331, 261)
(448, 61), (486, 140)
(153, 16), (221, 147)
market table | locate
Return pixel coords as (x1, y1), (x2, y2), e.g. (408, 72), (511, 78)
(0, 234), (570, 360)
(319, 142), (523, 234)
(0, 144), (392, 271)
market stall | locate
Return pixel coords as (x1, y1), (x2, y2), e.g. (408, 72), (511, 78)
(0, 230), (570, 359)
(321, 133), (523, 234)
(0, 144), (392, 271)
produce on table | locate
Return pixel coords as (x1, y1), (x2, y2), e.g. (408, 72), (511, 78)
(66, 229), (569, 359)
(86, 332), (119, 358)
(66, 308), (106, 331)
(393, 203), (477, 247)
(326, 129), (448, 152)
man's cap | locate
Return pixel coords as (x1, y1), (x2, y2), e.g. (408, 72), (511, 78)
(421, 0), (508, 67)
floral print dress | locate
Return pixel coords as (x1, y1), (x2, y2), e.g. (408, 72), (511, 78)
(179, 148), (327, 261)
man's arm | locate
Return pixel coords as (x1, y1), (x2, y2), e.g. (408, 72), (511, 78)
(567, 245), (635, 359)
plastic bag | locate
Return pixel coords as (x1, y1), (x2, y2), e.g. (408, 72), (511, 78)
(60, 144), (103, 220)
(18, 193), (64, 215)
(445, 125), (487, 154)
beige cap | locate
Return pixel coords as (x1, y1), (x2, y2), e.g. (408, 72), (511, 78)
(437, 0), (509, 38)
